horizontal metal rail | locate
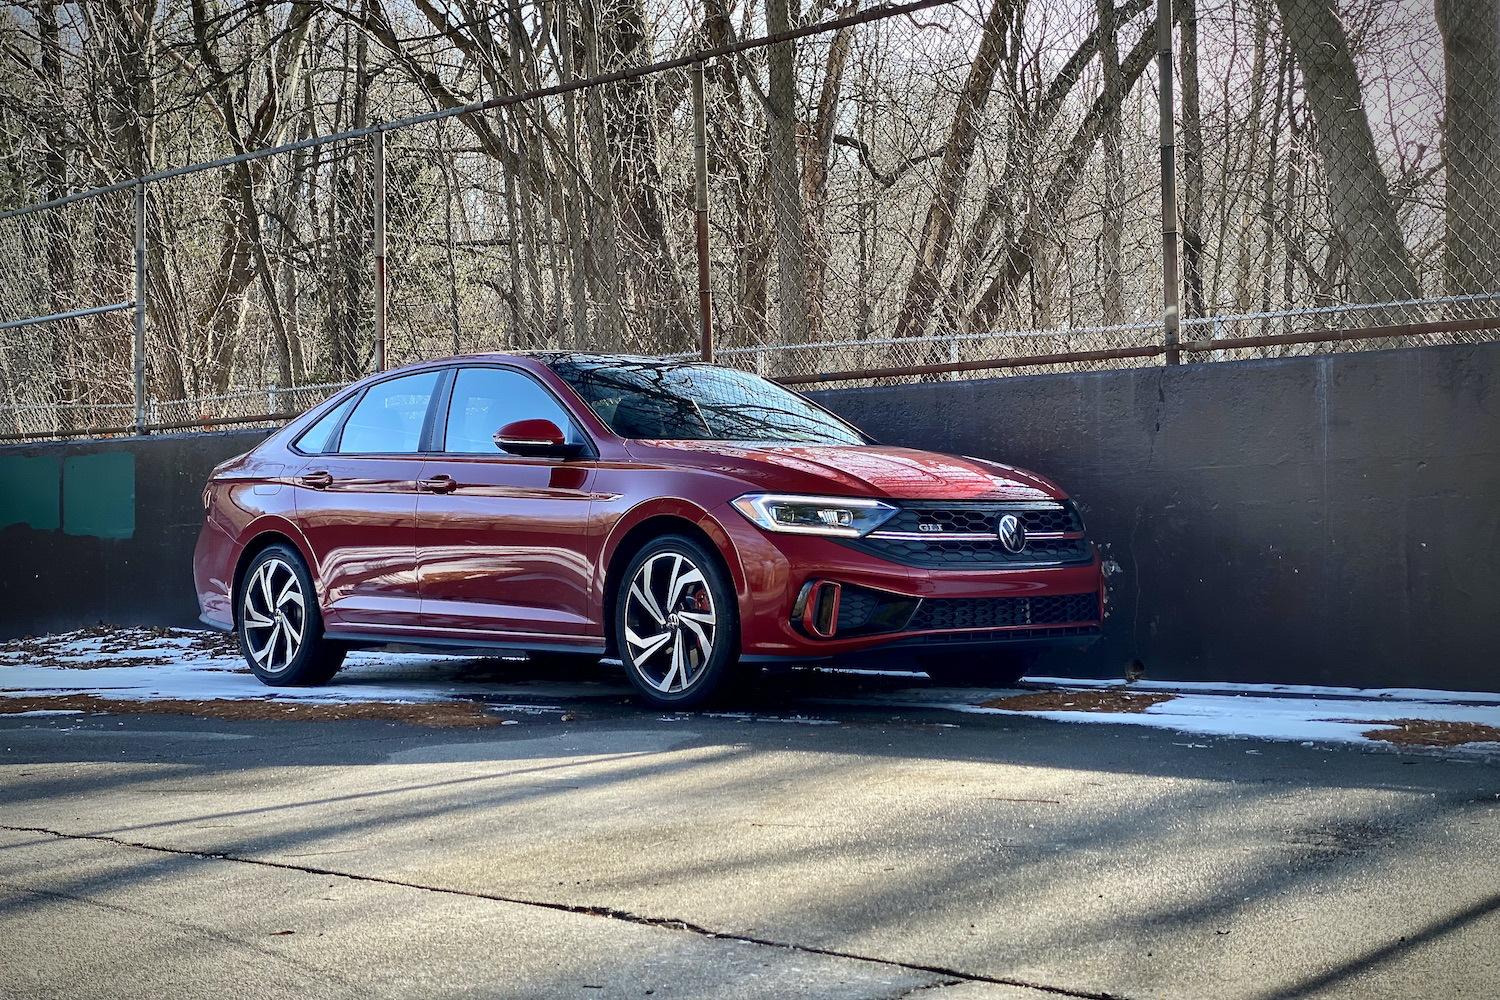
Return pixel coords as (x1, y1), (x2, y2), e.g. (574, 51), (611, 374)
(4, 315), (1495, 442)
(773, 315), (1500, 386)
(1179, 315), (1500, 352)
(775, 345), (1165, 385)
(0, 301), (134, 333)
(0, 411), (297, 443)
(0, 0), (954, 224)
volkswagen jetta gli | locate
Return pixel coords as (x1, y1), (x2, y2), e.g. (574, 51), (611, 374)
(194, 354), (1104, 707)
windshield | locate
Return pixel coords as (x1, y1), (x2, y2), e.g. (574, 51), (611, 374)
(546, 357), (869, 445)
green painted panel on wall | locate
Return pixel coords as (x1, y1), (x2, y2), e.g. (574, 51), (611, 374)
(0, 455), (61, 531)
(62, 452), (135, 539)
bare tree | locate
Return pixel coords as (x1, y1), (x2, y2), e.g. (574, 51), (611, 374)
(766, 0), (809, 345)
(1273, 0), (1417, 305)
(1097, 0), (1124, 324)
(1436, 0), (1500, 296)
(892, 0), (1012, 340)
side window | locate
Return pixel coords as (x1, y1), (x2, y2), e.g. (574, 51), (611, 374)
(337, 370), (441, 454)
(443, 368), (582, 453)
(292, 396), (354, 454)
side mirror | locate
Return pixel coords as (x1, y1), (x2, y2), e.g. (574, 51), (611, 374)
(494, 419), (585, 459)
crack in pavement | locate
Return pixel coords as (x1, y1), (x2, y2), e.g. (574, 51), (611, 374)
(3, 823), (1137, 1000)
(0, 876), (372, 994)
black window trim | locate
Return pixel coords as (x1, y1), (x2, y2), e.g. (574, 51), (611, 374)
(432, 362), (599, 460)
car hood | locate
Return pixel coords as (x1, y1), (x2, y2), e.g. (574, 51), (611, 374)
(630, 441), (1063, 501)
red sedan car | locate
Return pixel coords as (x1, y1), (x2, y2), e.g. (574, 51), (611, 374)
(194, 354), (1103, 707)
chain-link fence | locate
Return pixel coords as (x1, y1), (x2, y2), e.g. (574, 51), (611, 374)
(0, 0), (1495, 439)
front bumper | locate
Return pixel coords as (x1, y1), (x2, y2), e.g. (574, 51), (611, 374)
(713, 502), (1104, 661)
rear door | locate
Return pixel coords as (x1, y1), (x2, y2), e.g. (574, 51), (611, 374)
(292, 369), (443, 630)
(415, 365), (598, 637)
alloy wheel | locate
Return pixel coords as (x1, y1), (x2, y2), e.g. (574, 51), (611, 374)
(623, 551), (718, 694)
(241, 556), (307, 675)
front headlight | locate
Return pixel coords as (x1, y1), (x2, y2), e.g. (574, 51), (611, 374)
(730, 493), (898, 538)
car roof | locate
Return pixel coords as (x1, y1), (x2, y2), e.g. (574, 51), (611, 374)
(375, 351), (715, 375)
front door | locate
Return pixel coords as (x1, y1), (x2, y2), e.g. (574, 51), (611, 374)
(293, 368), (442, 630)
(416, 366), (598, 637)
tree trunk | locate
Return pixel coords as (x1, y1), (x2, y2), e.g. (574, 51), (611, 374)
(37, 3), (80, 420)
(506, 0), (548, 346)
(1179, 0), (1206, 318)
(554, 0), (592, 349)
(580, 0), (625, 349)
(704, 0), (771, 346)
(1273, 0), (1417, 305)
(330, 14), (372, 381)
(766, 0), (809, 345)
(1436, 0), (1500, 296)
(1097, 0), (1124, 324)
(802, 14), (856, 340)
(893, 0), (1013, 339)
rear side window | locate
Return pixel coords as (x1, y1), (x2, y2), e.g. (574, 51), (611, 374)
(337, 371), (441, 454)
(293, 396), (354, 454)
(443, 367), (583, 453)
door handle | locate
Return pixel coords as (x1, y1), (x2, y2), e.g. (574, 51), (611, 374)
(299, 470), (333, 490)
(419, 475), (457, 494)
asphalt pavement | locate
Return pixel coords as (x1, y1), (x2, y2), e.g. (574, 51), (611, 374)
(2, 670), (1497, 1000)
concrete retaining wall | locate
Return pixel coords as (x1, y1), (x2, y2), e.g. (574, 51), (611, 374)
(810, 341), (1500, 690)
(0, 429), (272, 639)
(2, 341), (1496, 690)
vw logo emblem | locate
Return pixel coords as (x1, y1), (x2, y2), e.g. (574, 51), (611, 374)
(996, 513), (1027, 553)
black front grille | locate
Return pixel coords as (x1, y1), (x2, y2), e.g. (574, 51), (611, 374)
(841, 500), (1092, 569)
(897, 624), (1101, 646)
(855, 534), (1091, 568)
(907, 592), (1099, 631)
(882, 501), (1084, 536)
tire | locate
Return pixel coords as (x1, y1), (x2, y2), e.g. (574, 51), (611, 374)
(237, 543), (344, 687)
(919, 649), (1038, 688)
(612, 534), (742, 709)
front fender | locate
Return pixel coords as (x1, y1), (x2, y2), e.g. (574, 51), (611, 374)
(595, 496), (750, 628)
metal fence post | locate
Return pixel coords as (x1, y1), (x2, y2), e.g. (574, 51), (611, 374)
(133, 180), (147, 433)
(692, 61), (713, 363)
(1159, 0), (1180, 365)
(373, 128), (388, 372)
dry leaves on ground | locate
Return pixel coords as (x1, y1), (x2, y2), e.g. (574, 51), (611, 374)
(980, 689), (1177, 713)
(1350, 718), (1500, 747)
(0, 693), (505, 728)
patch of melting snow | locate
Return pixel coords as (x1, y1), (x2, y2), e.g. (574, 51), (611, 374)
(1, 709), (86, 717)
(702, 712), (839, 725)
(0, 626), (512, 707)
(1025, 674), (1500, 706)
(954, 691), (1500, 748)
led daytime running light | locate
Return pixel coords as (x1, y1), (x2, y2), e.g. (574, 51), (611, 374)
(731, 493), (898, 538)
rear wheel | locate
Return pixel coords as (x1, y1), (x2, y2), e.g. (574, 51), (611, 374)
(238, 544), (344, 687)
(613, 535), (741, 709)
(919, 649), (1038, 688)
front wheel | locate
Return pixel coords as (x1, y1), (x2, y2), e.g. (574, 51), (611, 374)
(238, 544), (344, 686)
(613, 535), (742, 709)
